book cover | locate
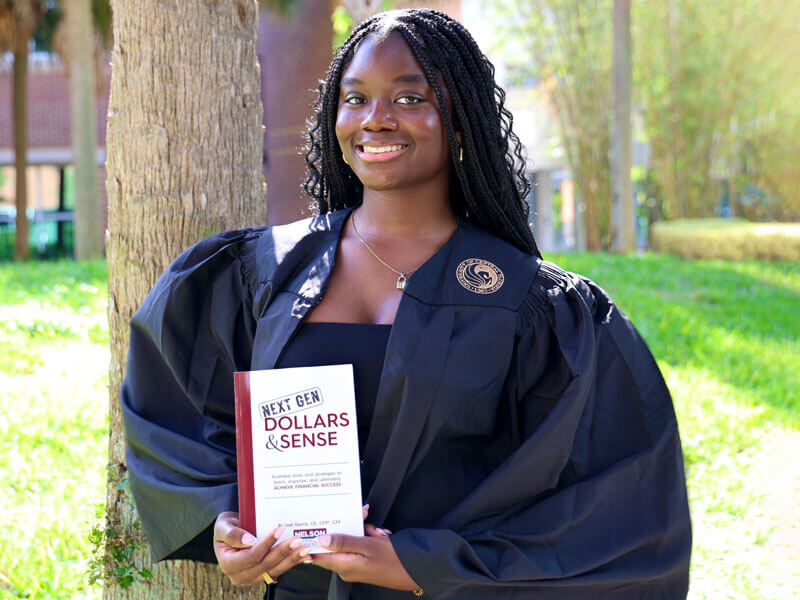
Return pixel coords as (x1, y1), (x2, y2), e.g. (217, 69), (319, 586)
(234, 364), (364, 553)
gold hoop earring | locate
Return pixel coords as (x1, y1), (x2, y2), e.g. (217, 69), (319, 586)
(458, 146), (463, 162)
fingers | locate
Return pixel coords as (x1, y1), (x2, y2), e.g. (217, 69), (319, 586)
(313, 535), (420, 590)
(215, 509), (394, 587)
(364, 524), (391, 537)
(234, 535), (311, 585)
(362, 506), (391, 538)
(361, 505), (391, 535)
(362, 505), (391, 537)
(214, 511), (257, 549)
(315, 533), (369, 554)
(227, 536), (284, 585)
(311, 545), (368, 576)
(268, 537), (314, 576)
(217, 525), (284, 575)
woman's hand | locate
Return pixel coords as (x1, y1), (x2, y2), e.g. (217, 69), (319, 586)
(311, 533), (420, 591)
(213, 511), (311, 585)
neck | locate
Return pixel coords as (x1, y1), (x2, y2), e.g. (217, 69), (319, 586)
(357, 185), (457, 239)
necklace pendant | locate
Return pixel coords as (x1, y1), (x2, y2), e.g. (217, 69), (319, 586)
(396, 274), (407, 289)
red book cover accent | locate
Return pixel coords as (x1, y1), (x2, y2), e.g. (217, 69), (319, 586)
(234, 371), (256, 534)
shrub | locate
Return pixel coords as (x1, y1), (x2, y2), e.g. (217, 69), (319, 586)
(650, 219), (800, 261)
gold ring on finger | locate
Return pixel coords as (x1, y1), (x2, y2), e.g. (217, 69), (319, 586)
(262, 571), (278, 585)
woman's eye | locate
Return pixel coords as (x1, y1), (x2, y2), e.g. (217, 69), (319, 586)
(344, 96), (365, 105)
(396, 96), (423, 105)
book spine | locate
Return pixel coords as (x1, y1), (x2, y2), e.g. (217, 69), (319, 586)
(234, 371), (257, 535)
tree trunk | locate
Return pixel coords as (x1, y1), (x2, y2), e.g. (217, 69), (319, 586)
(610, 0), (633, 252)
(13, 28), (29, 261)
(262, 0), (334, 226)
(105, 0), (266, 598)
(579, 169), (601, 251)
(65, 0), (104, 259)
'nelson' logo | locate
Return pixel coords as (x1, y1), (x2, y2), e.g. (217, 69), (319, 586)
(456, 259), (504, 294)
(294, 527), (327, 539)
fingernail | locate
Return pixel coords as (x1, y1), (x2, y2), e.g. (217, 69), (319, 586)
(379, 528), (391, 536)
(315, 535), (331, 548)
(299, 547), (311, 557)
(241, 533), (257, 546)
(290, 538), (303, 549)
(303, 558), (313, 564)
(364, 504), (370, 510)
(274, 526), (286, 539)
(383, 528), (392, 535)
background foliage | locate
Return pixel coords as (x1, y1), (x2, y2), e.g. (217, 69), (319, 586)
(488, 0), (800, 231)
(493, 0), (614, 250)
(634, 0), (800, 221)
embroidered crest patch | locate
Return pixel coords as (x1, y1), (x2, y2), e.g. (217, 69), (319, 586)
(456, 258), (504, 294)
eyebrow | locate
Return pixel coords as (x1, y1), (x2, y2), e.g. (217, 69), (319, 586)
(341, 74), (429, 85)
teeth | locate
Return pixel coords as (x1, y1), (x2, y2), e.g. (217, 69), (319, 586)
(361, 145), (405, 154)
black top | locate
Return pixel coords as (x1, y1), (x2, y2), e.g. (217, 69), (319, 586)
(275, 322), (392, 476)
(274, 322), (392, 599)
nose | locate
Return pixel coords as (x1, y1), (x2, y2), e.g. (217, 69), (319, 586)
(362, 99), (398, 131)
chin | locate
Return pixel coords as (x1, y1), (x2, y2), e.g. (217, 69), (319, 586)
(357, 175), (406, 192)
(362, 182), (401, 192)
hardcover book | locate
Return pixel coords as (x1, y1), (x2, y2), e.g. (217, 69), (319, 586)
(235, 364), (364, 553)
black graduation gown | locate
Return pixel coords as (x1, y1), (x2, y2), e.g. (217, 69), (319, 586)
(122, 207), (691, 599)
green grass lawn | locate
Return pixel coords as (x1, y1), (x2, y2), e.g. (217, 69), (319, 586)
(0, 255), (798, 599)
(0, 261), (108, 599)
(551, 252), (800, 599)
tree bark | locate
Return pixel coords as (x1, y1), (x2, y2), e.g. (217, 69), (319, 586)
(13, 27), (29, 261)
(64, 0), (104, 259)
(610, 0), (633, 252)
(105, 0), (266, 598)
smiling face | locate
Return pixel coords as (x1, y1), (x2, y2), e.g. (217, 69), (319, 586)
(335, 32), (452, 196)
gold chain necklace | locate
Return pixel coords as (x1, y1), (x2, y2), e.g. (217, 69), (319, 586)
(351, 210), (415, 290)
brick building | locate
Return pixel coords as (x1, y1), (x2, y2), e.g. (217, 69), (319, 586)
(0, 51), (110, 257)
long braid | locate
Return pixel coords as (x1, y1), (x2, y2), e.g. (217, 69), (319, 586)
(303, 8), (540, 257)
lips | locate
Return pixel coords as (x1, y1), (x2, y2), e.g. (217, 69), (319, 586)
(355, 143), (409, 162)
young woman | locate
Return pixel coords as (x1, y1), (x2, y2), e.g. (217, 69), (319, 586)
(122, 9), (691, 599)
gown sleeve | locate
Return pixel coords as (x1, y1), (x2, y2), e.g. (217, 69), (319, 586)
(390, 262), (692, 598)
(121, 229), (262, 562)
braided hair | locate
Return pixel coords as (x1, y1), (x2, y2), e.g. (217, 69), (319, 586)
(303, 8), (540, 257)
